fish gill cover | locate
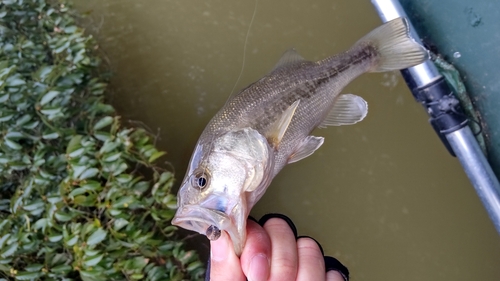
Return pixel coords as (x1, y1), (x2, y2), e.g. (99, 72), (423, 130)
(0, 0), (204, 280)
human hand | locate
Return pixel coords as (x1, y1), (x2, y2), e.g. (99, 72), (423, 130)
(207, 213), (349, 281)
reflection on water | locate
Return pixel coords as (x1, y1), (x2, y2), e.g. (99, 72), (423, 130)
(77, 1), (500, 280)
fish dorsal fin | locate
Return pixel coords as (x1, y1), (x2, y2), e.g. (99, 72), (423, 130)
(267, 100), (300, 147)
(272, 49), (306, 71)
(319, 94), (368, 128)
(288, 135), (324, 164)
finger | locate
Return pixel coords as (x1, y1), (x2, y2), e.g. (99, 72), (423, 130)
(209, 231), (245, 281)
(262, 217), (298, 281)
(241, 219), (271, 281)
(326, 270), (346, 281)
(296, 237), (325, 281)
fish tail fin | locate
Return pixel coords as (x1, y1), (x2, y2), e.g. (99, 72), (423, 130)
(356, 17), (428, 72)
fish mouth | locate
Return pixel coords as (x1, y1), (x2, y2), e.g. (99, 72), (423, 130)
(172, 205), (238, 242)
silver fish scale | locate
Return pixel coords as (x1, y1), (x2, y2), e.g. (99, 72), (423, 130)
(199, 45), (376, 176)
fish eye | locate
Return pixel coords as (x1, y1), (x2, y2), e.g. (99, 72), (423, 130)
(192, 171), (209, 190)
(197, 176), (207, 188)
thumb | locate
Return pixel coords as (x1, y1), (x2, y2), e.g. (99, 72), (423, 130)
(207, 231), (245, 281)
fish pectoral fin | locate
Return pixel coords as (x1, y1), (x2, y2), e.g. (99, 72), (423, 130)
(266, 100), (300, 147)
(272, 49), (306, 71)
(288, 135), (324, 164)
(319, 94), (368, 127)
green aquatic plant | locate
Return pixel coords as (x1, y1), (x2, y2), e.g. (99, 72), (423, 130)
(0, 0), (204, 280)
(430, 53), (487, 155)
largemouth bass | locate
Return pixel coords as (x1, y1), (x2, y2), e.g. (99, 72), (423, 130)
(172, 17), (428, 255)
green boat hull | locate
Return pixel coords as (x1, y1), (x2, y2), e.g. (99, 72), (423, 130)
(400, 0), (500, 179)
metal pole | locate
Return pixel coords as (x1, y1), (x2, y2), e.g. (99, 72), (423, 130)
(372, 0), (500, 234)
(447, 127), (500, 232)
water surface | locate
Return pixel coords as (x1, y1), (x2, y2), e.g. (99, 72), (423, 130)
(77, 1), (500, 280)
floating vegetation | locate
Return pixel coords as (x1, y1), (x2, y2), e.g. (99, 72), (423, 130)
(0, 0), (204, 280)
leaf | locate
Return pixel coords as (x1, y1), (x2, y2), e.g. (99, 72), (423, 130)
(40, 90), (60, 106)
(86, 228), (107, 245)
(113, 218), (129, 231)
(84, 249), (100, 257)
(131, 273), (145, 280)
(128, 256), (149, 271)
(93, 116), (113, 130)
(79, 269), (104, 280)
(112, 162), (128, 176)
(68, 147), (85, 158)
(103, 152), (121, 162)
(65, 235), (78, 247)
(34, 65), (54, 82)
(67, 135), (83, 154)
(5, 131), (23, 139)
(79, 168), (99, 180)
(99, 141), (119, 154)
(158, 171), (174, 184)
(116, 174), (133, 184)
(15, 114), (32, 126)
(0, 93), (9, 103)
(187, 260), (204, 271)
(0, 242), (18, 258)
(112, 196), (134, 209)
(48, 234), (63, 242)
(68, 188), (88, 198)
(55, 211), (76, 222)
(93, 131), (111, 142)
(22, 120), (39, 129)
(166, 202), (178, 210)
(162, 225), (178, 236)
(22, 200), (44, 211)
(33, 218), (49, 231)
(0, 114), (14, 122)
(4, 138), (22, 150)
(148, 151), (166, 163)
(42, 131), (59, 139)
(0, 157), (9, 165)
(64, 26), (78, 33)
(73, 195), (96, 206)
(40, 107), (62, 116)
(7, 77), (25, 87)
(47, 195), (62, 204)
(24, 263), (43, 272)
(83, 253), (103, 267)
(0, 234), (11, 248)
(72, 165), (87, 179)
(14, 271), (43, 280)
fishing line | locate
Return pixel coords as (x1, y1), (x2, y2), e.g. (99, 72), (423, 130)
(181, 1), (259, 190)
(228, 0), (258, 99)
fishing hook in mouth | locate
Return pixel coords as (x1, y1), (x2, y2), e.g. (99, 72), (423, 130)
(206, 225), (222, 240)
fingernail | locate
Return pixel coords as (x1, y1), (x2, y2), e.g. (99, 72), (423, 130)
(247, 253), (269, 281)
(210, 233), (230, 262)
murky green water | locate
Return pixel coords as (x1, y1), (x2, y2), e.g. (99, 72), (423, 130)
(77, 1), (500, 280)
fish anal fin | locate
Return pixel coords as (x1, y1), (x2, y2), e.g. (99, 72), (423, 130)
(288, 135), (324, 164)
(319, 94), (368, 127)
(267, 100), (300, 147)
(272, 49), (306, 71)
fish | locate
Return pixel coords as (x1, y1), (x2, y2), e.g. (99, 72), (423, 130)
(172, 17), (428, 255)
